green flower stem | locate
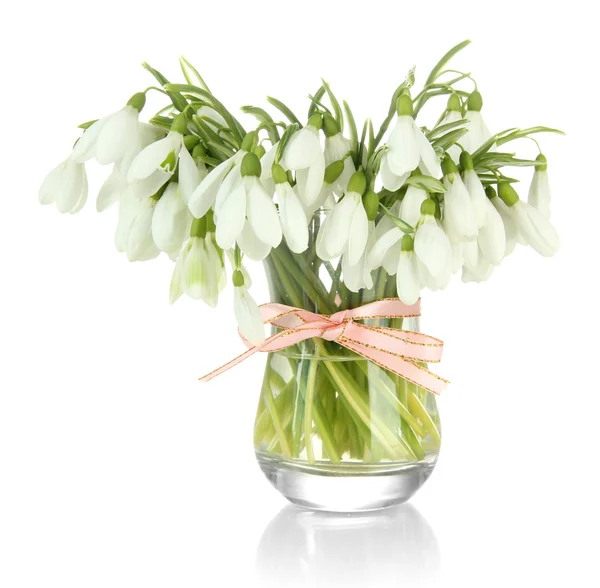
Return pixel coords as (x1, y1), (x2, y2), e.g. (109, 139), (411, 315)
(408, 386), (441, 446)
(304, 360), (318, 463)
(312, 393), (341, 463)
(263, 376), (292, 458)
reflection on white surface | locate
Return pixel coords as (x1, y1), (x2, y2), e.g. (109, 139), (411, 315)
(256, 504), (440, 587)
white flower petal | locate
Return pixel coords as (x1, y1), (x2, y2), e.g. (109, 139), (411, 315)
(367, 227), (403, 270)
(152, 183), (192, 253)
(215, 182), (246, 250)
(322, 193), (360, 259)
(178, 146), (203, 205)
(182, 237), (208, 300)
(282, 127), (322, 169)
(95, 106), (139, 165)
(237, 221), (272, 261)
(386, 116), (420, 176)
(478, 198), (506, 265)
(189, 156), (237, 218)
(414, 217), (452, 278)
(380, 154), (409, 192)
(325, 133), (351, 165)
(400, 186), (428, 228)
(126, 201), (160, 261)
(416, 126), (442, 178)
(39, 159), (68, 205)
(56, 161), (87, 214)
(71, 117), (108, 162)
(278, 183), (309, 253)
(246, 178), (282, 247)
(396, 252), (420, 305)
(462, 169), (488, 228)
(443, 175), (478, 241)
(512, 201), (560, 257)
(127, 132), (181, 182)
(97, 166), (126, 212)
(347, 201), (369, 266)
(234, 286), (264, 345)
(169, 249), (185, 305)
(302, 152), (325, 204)
(528, 170), (551, 220)
(491, 196), (519, 256)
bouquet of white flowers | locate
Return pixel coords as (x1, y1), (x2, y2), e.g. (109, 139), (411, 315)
(40, 40), (562, 511)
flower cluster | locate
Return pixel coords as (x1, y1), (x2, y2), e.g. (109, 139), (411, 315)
(40, 42), (562, 343)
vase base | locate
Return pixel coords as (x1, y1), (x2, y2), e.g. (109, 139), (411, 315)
(256, 453), (436, 513)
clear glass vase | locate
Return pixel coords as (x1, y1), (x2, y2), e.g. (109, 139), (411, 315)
(254, 211), (441, 512)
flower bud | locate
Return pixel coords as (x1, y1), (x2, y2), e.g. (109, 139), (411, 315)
(396, 92), (414, 117)
(171, 113), (188, 135)
(307, 113), (323, 130)
(240, 131), (258, 152)
(271, 163), (288, 184)
(362, 190), (379, 221)
(497, 182), (520, 207)
(347, 169), (367, 195)
(190, 216), (207, 238)
(442, 154), (459, 176)
(459, 151), (474, 171)
(184, 134), (200, 151)
(401, 234), (414, 251)
(420, 198), (436, 216)
(447, 93), (461, 112)
(484, 185), (497, 200)
(192, 143), (206, 159)
(322, 113), (340, 137)
(467, 90), (483, 112)
(232, 269), (245, 287)
(324, 160), (344, 184)
(536, 153), (548, 172)
(127, 92), (146, 113)
(241, 152), (262, 177)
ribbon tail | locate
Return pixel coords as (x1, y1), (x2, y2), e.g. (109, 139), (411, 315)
(199, 344), (261, 382)
(339, 338), (448, 395)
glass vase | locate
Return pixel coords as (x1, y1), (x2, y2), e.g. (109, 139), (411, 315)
(254, 211), (441, 512)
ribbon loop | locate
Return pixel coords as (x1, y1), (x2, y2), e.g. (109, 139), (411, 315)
(200, 298), (448, 395)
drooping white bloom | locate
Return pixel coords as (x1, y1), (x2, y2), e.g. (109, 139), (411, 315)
(399, 185), (428, 228)
(151, 182), (193, 255)
(127, 113), (188, 183)
(170, 228), (225, 307)
(342, 221), (375, 292)
(413, 200), (452, 280)
(71, 93), (147, 166)
(489, 190), (519, 257)
(39, 157), (88, 214)
(281, 115), (325, 205)
(385, 93), (442, 181)
(233, 273), (264, 345)
(215, 152), (282, 252)
(477, 194), (506, 265)
(462, 254), (494, 283)
(461, 91), (492, 153)
(460, 152), (488, 229)
(272, 164), (309, 254)
(114, 191), (160, 262)
(442, 158), (478, 242)
(96, 165), (127, 212)
(528, 154), (551, 219)
(317, 171), (369, 265)
(440, 94), (464, 164)
(396, 236), (421, 305)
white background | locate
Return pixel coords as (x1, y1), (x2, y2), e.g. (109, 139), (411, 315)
(1, 1), (599, 586)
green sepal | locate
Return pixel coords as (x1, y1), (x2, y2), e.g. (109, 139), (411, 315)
(127, 92), (146, 112)
(171, 113), (188, 135)
(254, 144), (266, 158)
(447, 93), (461, 112)
(459, 151), (474, 171)
(347, 169), (367, 195)
(192, 143), (206, 159)
(324, 160), (344, 185)
(272, 163), (288, 184)
(401, 234), (414, 251)
(535, 153), (548, 172)
(396, 92), (414, 117)
(232, 269), (245, 287)
(467, 90), (483, 112)
(442, 155), (459, 176)
(485, 185), (497, 200)
(498, 182), (520, 207)
(362, 190), (379, 221)
(307, 112), (323, 130)
(420, 198), (436, 216)
(322, 113), (340, 137)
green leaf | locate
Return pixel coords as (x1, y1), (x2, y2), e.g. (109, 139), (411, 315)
(321, 78), (344, 132)
(380, 204), (415, 234)
(275, 123), (300, 164)
(405, 174), (446, 193)
(432, 127), (468, 151)
(425, 40), (472, 86)
(149, 115), (175, 131)
(195, 154), (224, 168)
(307, 93), (332, 115)
(164, 83), (245, 143)
(142, 62), (188, 113)
(179, 56), (211, 93)
(496, 126), (565, 146)
(357, 118), (369, 168)
(471, 128), (519, 160)
(343, 100), (358, 159)
(241, 105), (280, 143)
(308, 85), (326, 118)
(427, 118), (468, 139)
(266, 96), (301, 125)
(77, 119), (98, 130)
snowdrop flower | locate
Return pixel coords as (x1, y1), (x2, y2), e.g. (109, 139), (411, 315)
(342, 220), (376, 292)
(477, 194), (506, 265)
(413, 198), (452, 280)
(462, 254), (494, 283)
(39, 157), (88, 214)
(271, 164), (309, 253)
(395, 234), (421, 305)
(440, 93), (464, 164)
(301, 160), (344, 219)
(442, 156), (478, 241)
(383, 92), (442, 186)
(281, 114), (325, 205)
(498, 182), (560, 257)
(460, 151), (488, 229)
(71, 93), (147, 166)
(114, 190), (160, 262)
(232, 270), (264, 345)
(187, 131), (259, 219)
(151, 182), (193, 255)
(215, 152), (282, 252)
(462, 91), (492, 153)
(486, 185), (519, 257)
(127, 113), (188, 183)
(323, 114), (355, 195)
(528, 154), (551, 219)
(399, 185), (428, 228)
(317, 170), (369, 265)
(170, 214), (225, 307)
